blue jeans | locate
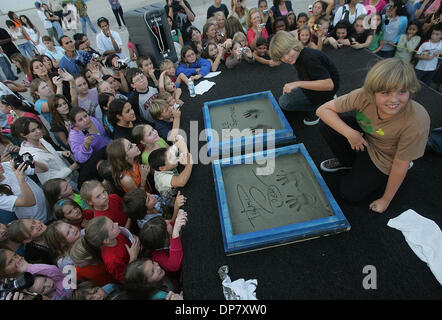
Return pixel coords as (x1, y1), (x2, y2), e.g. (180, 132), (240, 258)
(80, 15), (97, 35)
(52, 21), (64, 40)
(0, 209), (17, 225)
(17, 41), (35, 59)
(278, 87), (315, 112)
(0, 55), (16, 80)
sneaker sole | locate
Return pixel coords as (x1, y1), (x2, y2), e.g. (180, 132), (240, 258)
(320, 161), (352, 172)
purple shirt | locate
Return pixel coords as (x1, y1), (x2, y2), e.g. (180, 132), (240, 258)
(27, 263), (73, 300)
(68, 116), (111, 163)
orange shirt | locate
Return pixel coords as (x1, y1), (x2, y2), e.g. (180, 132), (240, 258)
(121, 161), (151, 193)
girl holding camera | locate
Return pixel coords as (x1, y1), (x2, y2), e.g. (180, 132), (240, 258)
(246, 8), (269, 50)
(11, 117), (79, 187)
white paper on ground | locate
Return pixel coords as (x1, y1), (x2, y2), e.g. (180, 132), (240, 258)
(195, 80), (216, 95)
(204, 71), (221, 78)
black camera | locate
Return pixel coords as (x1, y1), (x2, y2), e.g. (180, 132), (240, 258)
(114, 58), (130, 70)
(0, 272), (41, 300)
(10, 152), (34, 170)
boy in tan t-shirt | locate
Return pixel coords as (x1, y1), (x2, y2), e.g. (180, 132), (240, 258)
(316, 58), (430, 213)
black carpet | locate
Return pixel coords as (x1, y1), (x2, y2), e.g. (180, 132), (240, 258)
(177, 47), (442, 299)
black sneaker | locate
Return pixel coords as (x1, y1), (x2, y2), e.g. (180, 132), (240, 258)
(303, 112), (320, 126)
(320, 158), (352, 172)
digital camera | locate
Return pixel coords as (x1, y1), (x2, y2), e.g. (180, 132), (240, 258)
(11, 152), (34, 170)
(0, 273), (41, 300)
(240, 47), (247, 53)
(115, 58), (131, 70)
(263, 9), (269, 14)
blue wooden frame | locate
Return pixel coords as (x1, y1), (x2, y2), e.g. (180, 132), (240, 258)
(212, 143), (351, 255)
(203, 91), (294, 157)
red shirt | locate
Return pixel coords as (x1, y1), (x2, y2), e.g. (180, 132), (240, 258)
(76, 262), (115, 286)
(101, 233), (131, 283)
(71, 209), (94, 229)
(152, 236), (183, 273)
(247, 27), (269, 46)
(94, 194), (128, 227)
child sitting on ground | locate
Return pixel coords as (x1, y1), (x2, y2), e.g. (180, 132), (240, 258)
(123, 189), (186, 229)
(149, 98), (181, 143)
(80, 180), (131, 229)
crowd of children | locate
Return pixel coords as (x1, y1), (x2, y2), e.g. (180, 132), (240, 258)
(0, 0), (441, 300)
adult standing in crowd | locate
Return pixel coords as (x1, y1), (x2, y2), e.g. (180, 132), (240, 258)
(108, 0), (126, 30)
(0, 28), (20, 65)
(269, 31), (339, 126)
(48, 0), (64, 24)
(165, 0), (195, 42)
(35, 2), (58, 42)
(58, 35), (92, 75)
(74, 0), (98, 36)
(42, 3), (64, 40)
(96, 17), (126, 59)
(270, 0), (293, 18)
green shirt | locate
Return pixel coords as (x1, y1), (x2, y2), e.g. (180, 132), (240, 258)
(141, 138), (168, 165)
(73, 193), (88, 210)
(368, 31), (384, 51)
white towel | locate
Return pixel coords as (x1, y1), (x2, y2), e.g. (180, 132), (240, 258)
(387, 209), (442, 285)
(204, 71), (221, 79)
(218, 265), (258, 300)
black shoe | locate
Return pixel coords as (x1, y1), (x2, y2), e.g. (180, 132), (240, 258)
(303, 112), (320, 126)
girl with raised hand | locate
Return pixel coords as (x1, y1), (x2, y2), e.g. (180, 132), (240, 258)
(107, 137), (150, 194)
(19, 15), (46, 55)
(316, 58), (430, 214)
(7, 218), (54, 264)
(393, 20), (422, 62)
(11, 117), (79, 187)
(201, 40), (226, 72)
(0, 156), (50, 224)
(138, 210), (187, 273)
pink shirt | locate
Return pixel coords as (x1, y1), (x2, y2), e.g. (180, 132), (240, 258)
(363, 0), (387, 15)
(247, 27), (269, 46)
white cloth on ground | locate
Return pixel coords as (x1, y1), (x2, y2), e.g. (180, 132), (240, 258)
(387, 209), (442, 285)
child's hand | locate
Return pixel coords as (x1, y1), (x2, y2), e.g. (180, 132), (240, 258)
(345, 129), (368, 151)
(172, 209), (188, 238)
(140, 164), (150, 180)
(125, 235), (141, 262)
(268, 60), (281, 67)
(174, 190), (187, 210)
(166, 291), (183, 300)
(172, 107), (181, 119)
(369, 197), (390, 213)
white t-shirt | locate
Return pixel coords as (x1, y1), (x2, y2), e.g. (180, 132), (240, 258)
(154, 169), (178, 198)
(415, 40), (442, 71)
(0, 162), (49, 223)
(37, 9), (53, 29)
(96, 30), (126, 59)
(333, 4), (367, 26)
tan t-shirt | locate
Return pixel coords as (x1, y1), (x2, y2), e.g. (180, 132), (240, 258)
(334, 88), (430, 175)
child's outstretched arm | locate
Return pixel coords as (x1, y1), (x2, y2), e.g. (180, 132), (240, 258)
(169, 190), (186, 224)
(158, 71), (167, 93)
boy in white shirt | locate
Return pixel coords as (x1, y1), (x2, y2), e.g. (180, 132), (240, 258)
(415, 26), (442, 85)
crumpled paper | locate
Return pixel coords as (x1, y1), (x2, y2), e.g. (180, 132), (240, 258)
(218, 265), (258, 300)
